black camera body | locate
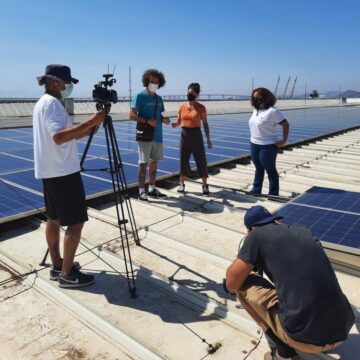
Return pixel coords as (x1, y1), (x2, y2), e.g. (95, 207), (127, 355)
(92, 74), (118, 111)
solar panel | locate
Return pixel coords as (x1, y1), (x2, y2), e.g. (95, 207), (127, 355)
(277, 187), (360, 250)
(1, 170), (43, 193)
(277, 204), (360, 249)
(1, 106), (360, 223)
(82, 157), (145, 186)
(293, 187), (360, 214)
(1, 169), (115, 198)
(0, 180), (43, 223)
(0, 138), (33, 152)
(0, 153), (33, 174)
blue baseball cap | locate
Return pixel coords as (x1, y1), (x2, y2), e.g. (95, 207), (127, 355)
(244, 205), (283, 229)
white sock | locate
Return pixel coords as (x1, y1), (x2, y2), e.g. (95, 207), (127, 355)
(139, 188), (145, 194)
(149, 185), (155, 192)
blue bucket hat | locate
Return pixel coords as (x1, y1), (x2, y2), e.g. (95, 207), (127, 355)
(244, 205), (283, 229)
(37, 64), (79, 85)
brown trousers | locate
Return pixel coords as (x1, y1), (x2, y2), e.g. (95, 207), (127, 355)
(238, 274), (342, 353)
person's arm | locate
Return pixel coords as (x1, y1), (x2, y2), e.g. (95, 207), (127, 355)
(53, 111), (105, 145)
(162, 116), (170, 125)
(226, 258), (253, 293)
(129, 108), (156, 127)
(172, 114), (181, 128)
(201, 112), (212, 149)
(172, 108), (182, 128)
(172, 105), (183, 128)
(276, 119), (289, 148)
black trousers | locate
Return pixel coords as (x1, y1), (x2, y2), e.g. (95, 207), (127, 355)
(180, 127), (208, 178)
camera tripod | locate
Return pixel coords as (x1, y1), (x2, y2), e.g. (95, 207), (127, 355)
(81, 102), (139, 298)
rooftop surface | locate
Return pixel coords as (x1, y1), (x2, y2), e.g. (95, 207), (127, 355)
(0, 103), (359, 360)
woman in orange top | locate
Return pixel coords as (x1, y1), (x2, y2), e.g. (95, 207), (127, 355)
(172, 83), (212, 195)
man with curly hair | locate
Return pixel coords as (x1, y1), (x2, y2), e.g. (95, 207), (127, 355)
(129, 69), (170, 200)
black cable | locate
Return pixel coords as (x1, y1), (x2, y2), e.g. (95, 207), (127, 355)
(241, 330), (264, 360)
(0, 269), (37, 303)
(136, 211), (184, 231)
(0, 178), (133, 285)
(167, 309), (221, 356)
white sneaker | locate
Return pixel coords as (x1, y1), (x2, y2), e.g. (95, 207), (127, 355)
(177, 184), (185, 193)
(138, 192), (148, 201)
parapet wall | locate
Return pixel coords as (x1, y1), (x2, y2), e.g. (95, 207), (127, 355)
(0, 98), (346, 119)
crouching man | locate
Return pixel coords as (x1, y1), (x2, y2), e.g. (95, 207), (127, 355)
(225, 205), (354, 360)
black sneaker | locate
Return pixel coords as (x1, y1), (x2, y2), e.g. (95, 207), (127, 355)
(202, 185), (210, 196)
(49, 261), (80, 281)
(148, 188), (167, 198)
(58, 268), (95, 288)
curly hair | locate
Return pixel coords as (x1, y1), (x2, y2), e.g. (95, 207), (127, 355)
(251, 87), (277, 109)
(142, 69), (166, 88)
(188, 82), (201, 95)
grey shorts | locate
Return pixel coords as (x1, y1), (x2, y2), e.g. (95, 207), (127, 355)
(137, 141), (164, 163)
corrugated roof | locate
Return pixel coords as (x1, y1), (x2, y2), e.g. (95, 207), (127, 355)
(0, 106), (359, 360)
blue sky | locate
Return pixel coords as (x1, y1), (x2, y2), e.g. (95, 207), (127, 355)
(0, 0), (359, 97)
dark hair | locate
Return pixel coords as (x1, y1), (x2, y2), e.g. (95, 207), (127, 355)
(188, 82), (201, 95)
(251, 87), (277, 109)
(142, 69), (166, 88)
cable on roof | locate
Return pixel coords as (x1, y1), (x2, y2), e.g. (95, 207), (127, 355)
(0, 264), (38, 302)
(0, 178), (137, 290)
(277, 137), (359, 176)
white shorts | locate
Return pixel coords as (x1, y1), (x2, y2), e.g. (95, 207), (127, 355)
(137, 141), (164, 164)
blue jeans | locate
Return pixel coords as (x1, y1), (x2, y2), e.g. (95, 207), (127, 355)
(250, 142), (279, 195)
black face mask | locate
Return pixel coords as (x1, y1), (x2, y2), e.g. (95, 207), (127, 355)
(187, 93), (196, 101)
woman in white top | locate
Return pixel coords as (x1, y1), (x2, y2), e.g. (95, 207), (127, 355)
(248, 88), (289, 196)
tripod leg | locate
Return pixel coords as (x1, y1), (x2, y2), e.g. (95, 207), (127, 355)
(39, 248), (49, 266)
(107, 118), (141, 245)
(104, 117), (137, 298)
(80, 126), (96, 169)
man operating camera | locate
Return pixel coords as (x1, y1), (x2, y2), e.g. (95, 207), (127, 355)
(33, 64), (104, 288)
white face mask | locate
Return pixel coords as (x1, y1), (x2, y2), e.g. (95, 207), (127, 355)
(148, 83), (159, 93)
(60, 83), (73, 98)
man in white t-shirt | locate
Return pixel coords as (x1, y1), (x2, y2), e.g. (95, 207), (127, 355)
(33, 64), (104, 288)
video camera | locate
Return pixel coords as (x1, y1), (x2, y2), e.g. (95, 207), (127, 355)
(92, 73), (118, 111)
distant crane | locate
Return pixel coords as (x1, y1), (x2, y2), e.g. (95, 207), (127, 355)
(289, 77), (298, 99)
(282, 76), (291, 98)
(274, 76), (280, 96)
(128, 66), (132, 107)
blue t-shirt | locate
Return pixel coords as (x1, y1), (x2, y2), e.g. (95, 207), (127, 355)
(131, 91), (165, 143)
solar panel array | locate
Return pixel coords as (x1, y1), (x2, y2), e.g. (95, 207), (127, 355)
(277, 187), (360, 250)
(0, 106), (359, 223)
